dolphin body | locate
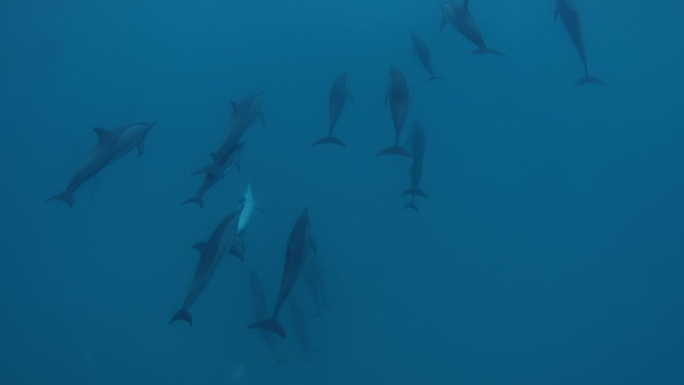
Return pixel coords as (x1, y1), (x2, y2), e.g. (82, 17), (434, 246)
(377, 67), (412, 158)
(403, 121), (428, 212)
(182, 142), (243, 208)
(439, 0), (505, 56)
(228, 183), (259, 261)
(555, 0), (604, 87)
(410, 31), (443, 81)
(248, 270), (286, 366)
(169, 207), (243, 327)
(248, 208), (317, 338)
(312, 72), (352, 147)
(47, 121), (156, 208)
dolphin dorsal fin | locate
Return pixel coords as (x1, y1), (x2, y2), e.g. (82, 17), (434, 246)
(93, 127), (114, 144)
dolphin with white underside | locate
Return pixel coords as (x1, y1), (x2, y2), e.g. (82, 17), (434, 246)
(556, 0), (604, 87)
(439, 0), (505, 56)
(47, 121), (156, 208)
(403, 120), (428, 212)
(312, 72), (352, 147)
(248, 208), (317, 338)
(377, 67), (413, 158)
(169, 206), (243, 327)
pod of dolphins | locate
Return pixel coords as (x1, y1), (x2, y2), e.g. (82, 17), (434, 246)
(44, 0), (605, 372)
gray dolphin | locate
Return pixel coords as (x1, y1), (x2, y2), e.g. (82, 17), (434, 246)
(403, 120), (428, 212)
(439, 0), (505, 56)
(248, 270), (286, 367)
(377, 67), (413, 158)
(248, 208), (317, 338)
(302, 257), (329, 318)
(212, 90), (265, 165)
(169, 206), (243, 327)
(312, 72), (352, 147)
(410, 30), (444, 81)
(556, 0), (604, 87)
(47, 121), (156, 208)
(182, 142), (243, 208)
(288, 295), (316, 359)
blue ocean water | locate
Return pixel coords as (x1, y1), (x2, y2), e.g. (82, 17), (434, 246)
(1, 0), (683, 383)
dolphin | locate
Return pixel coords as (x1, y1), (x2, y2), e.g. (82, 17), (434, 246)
(556, 0), (604, 87)
(169, 206), (243, 327)
(410, 30), (443, 81)
(182, 142), (243, 208)
(303, 257), (329, 318)
(439, 0), (505, 56)
(212, 90), (265, 166)
(248, 208), (317, 338)
(288, 295), (317, 359)
(47, 121), (156, 208)
(312, 72), (352, 147)
(248, 270), (286, 367)
(377, 67), (413, 158)
(227, 183), (259, 261)
(403, 120), (428, 212)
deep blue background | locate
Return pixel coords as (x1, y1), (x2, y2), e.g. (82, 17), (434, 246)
(1, 0), (683, 383)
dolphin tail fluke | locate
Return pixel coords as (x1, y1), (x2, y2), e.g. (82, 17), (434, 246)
(402, 187), (428, 198)
(169, 309), (192, 326)
(311, 136), (346, 147)
(575, 74), (605, 88)
(404, 202), (419, 212)
(46, 192), (74, 208)
(376, 146), (413, 159)
(248, 318), (286, 339)
(181, 196), (203, 208)
(473, 47), (506, 56)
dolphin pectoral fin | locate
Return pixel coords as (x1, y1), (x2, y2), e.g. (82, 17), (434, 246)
(93, 127), (114, 144)
(169, 309), (192, 326)
(192, 241), (209, 255)
(181, 196), (203, 208)
(191, 165), (224, 177)
(311, 136), (346, 147)
(575, 74), (605, 88)
(473, 47), (506, 56)
(248, 318), (286, 339)
(136, 142), (145, 158)
(46, 191), (74, 208)
(403, 202), (419, 212)
(230, 237), (246, 261)
(376, 146), (414, 159)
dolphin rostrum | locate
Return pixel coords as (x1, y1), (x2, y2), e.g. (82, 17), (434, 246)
(248, 208), (317, 338)
(312, 72), (352, 147)
(377, 67), (413, 158)
(410, 30), (443, 81)
(439, 0), (505, 56)
(47, 121), (156, 208)
(556, 0), (604, 87)
(182, 142), (243, 208)
(403, 120), (428, 212)
(169, 206), (243, 327)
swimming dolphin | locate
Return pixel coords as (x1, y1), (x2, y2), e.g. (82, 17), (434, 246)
(403, 120), (428, 212)
(439, 0), (505, 56)
(556, 0), (604, 87)
(169, 207), (243, 327)
(248, 270), (286, 367)
(302, 257), (329, 318)
(312, 72), (352, 147)
(288, 295), (316, 359)
(248, 208), (317, 338)
(377, 67), (413, 158)
(228, 183), (259, 261)
(182, 142), (243, 208)
(213, 90), (265, 165)
(410, 31), (443, 81)
(47, 121), (156, 208)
